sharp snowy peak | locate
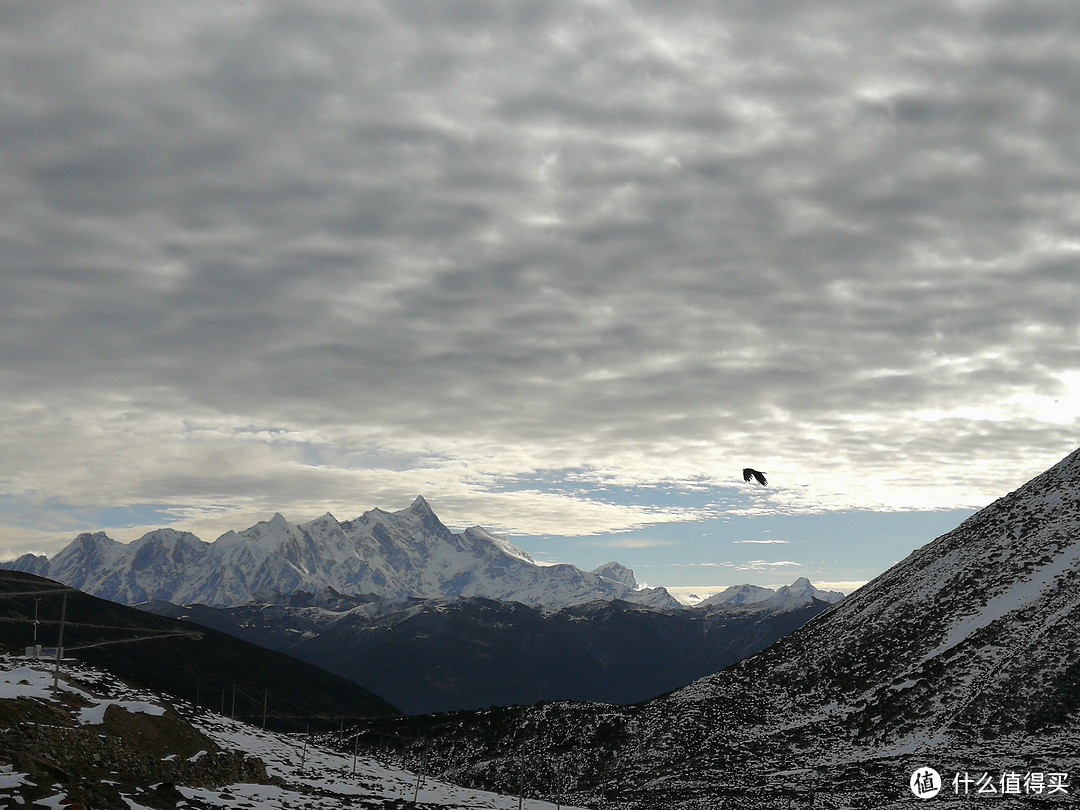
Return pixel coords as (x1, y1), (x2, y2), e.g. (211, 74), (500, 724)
(592, 560), (637, 589)
(5, 497), (679, 610)
(698, 582), (775, 606)
(697, 576), (845, 610)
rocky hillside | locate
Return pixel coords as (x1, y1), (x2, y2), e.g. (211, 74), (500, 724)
(0, 654), (584, 809)
(350, 446), (1080, 808)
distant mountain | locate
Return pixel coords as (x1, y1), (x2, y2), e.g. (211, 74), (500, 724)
(0, 569), (399, 728)
(350, 446), (1080, 808)
(3, 497), (679, 610)
(144, 584), (837, 714)
(698, 576), (844, 609)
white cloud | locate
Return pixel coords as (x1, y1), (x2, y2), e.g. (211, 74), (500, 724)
(814, 580), (868, 594)
(736, 560), (804, 570)
(587, 537), (680, 550)
(1, 1), (1080, 556)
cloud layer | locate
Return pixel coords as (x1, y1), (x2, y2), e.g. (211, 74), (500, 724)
(2, 1), (1080, 553)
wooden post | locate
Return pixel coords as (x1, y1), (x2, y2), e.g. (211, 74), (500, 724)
(51, 590), (67, 696)
(262, 689), (268, 729)
(518, 753), (524, 810)
(413, 739), (429, 803)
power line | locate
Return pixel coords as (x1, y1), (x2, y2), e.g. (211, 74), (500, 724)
(0, 615), (201, 634)
(0, 587), (75, 598)
(66, 630), (202, 650)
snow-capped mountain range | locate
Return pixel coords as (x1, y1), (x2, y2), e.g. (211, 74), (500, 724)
(3, 496), (681, 610)
(698, 577), (843, 609)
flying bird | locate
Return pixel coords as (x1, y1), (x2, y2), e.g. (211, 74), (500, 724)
(743, 468), (767, 486)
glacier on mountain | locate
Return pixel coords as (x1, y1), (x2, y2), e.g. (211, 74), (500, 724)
(698, 576), (844, 610)
(2, 496), (681, 610)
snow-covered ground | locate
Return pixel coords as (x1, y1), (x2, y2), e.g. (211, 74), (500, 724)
(0, 655), (586, 809)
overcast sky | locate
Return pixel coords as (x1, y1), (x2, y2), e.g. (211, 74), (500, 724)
(2, 1), (1079, 597)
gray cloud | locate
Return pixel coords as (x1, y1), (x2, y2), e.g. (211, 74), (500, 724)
(2, 1), (1080, 552)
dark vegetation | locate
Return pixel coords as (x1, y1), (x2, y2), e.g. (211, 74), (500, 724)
(147, 596), (833, 714)
(0, 569), (400, 730)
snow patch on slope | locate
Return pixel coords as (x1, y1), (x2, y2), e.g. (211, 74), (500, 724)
(927, 536), (1080, 659)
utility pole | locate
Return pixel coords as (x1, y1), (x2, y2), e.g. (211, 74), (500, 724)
(51, 590), (67, 696)
(413, 739), (430, 803)
(518, 751), (525, 810)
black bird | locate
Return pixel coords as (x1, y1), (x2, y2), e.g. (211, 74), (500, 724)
(743, 468), (767, 486)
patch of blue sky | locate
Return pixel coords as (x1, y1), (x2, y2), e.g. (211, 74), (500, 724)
(0, 496), (190, 536)
(490, 470), (746, 513)
(511, 501), (976, 591)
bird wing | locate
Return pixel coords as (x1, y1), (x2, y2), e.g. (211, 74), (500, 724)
(743, 468), (767, 486)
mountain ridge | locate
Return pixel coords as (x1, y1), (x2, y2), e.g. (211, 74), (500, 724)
(143, 586), (838, 714)
(3, 497), (680, 610)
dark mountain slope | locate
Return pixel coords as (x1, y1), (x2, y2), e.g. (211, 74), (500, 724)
(147, 595), (833, 714)
(350, 447), (1080, 808)
(0, 570), (400, 729)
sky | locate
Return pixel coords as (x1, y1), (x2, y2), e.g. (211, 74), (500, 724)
(2, 1), (1079, 601)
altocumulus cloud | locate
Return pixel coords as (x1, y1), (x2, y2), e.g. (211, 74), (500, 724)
(1, 1), (1080, 554)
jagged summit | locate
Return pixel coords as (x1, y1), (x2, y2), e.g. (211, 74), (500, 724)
(407, 494), (434, 514)
(592, 561), (637, 590)
(2, 498), (680, 611)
